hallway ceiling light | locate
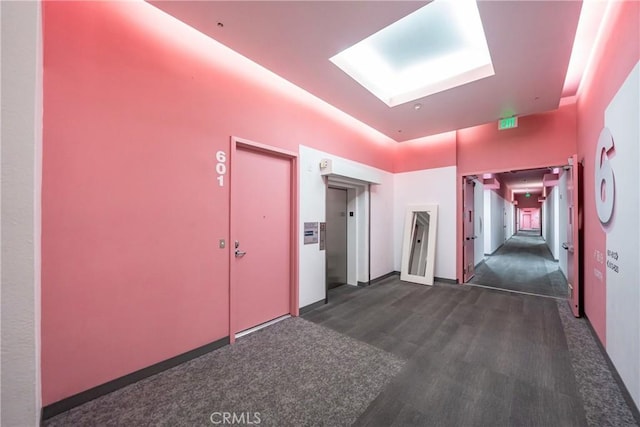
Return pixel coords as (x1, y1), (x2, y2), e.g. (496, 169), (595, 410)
(329, 0), (494, 107)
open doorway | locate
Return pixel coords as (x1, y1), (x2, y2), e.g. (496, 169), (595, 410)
(464, 166), (570, 299)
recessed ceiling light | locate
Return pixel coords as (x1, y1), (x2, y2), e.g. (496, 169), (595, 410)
(414, 103), (422, 110)
(330, 0), (494, 107)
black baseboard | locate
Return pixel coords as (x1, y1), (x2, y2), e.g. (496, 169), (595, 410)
(584, 316), (640, 425)
(299, 299), (326, 315)
(435, 277), (458, 284)
(369, 271), (400, 286)
(355, 271), (399, 287)
(42, 336), (230, 420)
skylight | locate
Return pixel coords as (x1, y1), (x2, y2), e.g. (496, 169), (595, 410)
(330, 0), (494, 107)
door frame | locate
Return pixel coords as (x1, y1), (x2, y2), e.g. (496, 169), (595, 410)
(325, 186), (348, 290)
(323, 176), (371, 302)
(229, 136), (299, 343)
(462, 177), (476, 282)
(566, 154), (583, 317)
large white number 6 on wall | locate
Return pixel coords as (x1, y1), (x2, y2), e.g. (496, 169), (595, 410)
(595, 127), (615, 226)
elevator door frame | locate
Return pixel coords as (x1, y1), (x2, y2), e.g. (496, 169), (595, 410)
(324, 176), (370, 302)
(326, 187), (348, 289)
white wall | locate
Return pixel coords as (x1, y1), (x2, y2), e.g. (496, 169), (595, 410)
(604, 62), (640, 407)
(473, 179), (485, 266)
(394, 166), (457, 280)
(369, 171), (395, 280)
(542, 186), (560, 260)
(1, 1), (43, 425)
(298, 145), (394, 307)
(486, 190), (507, 254)
(557, 170), (569, 277)
(504, 199), (514, 241)
(483, 190), (492, 254)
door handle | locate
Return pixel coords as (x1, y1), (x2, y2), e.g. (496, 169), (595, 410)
(562, 242), (568, 250)
(235, 249), (247, 257)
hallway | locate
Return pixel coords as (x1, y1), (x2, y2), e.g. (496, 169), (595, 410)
(469, 231), (567, 298)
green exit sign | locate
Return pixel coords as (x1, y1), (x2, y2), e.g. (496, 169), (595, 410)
(498, 116), (518, 130)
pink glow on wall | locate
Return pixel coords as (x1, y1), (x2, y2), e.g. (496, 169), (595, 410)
(514, 194), (542, 210)
(543, 173), (560, 187)
(42, 1), (393, 404)
(482, 177), (500, 190)
(455, 106), (576, 282)
(575, 0), (639, 344)
(518, 208), (540, 230)
(457, 104), (577, 177)
(393, 131), (457, 173)
(133, 1), (397, 164)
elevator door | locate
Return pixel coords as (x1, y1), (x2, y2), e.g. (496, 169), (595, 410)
(326, 187), (348, 289)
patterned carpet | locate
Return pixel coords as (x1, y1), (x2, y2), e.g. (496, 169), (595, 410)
(557, 300), (638, 427)
(43, 318), (404, 426)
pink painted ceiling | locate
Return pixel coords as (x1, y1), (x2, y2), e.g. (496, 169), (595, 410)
(496, 167), (561, 196)
(149, 1), (583, 142)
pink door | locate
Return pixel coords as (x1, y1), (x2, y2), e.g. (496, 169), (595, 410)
(565, 155), (582, 317)
(463, 178), (475, 282)
(230, 141), (295, 334)
(522, 214), (531, 229)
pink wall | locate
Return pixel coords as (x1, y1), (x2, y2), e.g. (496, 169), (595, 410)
(457, 104), (577, 176)
(41, 1), (394, 404)
(575, 1), (640, 344)
(454, 106), (577, 282)
(393, 131), (457, 172)
(518, 208), (541, 230)
(514, 194), (542, 210)
(41, 0), (639, 406)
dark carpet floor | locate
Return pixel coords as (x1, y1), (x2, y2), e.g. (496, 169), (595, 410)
(43, 277), (639, 427)
(43, 318), (404, 426)
(469, 231), (568, 298)
(557, 300), (638, 426)
(306, 278), (639, 427)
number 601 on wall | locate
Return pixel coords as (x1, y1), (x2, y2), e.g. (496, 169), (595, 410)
(216, 150), (227, 187)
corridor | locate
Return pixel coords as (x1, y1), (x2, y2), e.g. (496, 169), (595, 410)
(469, 231), (567, 298)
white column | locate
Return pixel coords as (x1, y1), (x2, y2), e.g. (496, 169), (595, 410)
(1, 1), (43, 425)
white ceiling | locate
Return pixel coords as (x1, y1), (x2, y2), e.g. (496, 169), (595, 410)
(149, 1), (583, 142)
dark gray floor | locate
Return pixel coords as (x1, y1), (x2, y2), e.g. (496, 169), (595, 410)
(43, 317), (404, 426)
(43, 277), (638, 427)
(469, 231), (568, 298)
(305, 278), (638, 427)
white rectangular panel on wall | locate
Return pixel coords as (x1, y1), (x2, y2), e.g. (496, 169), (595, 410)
(604, 62), (640, 407)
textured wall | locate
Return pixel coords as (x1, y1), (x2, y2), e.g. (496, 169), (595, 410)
(1, 1), (43, 425)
